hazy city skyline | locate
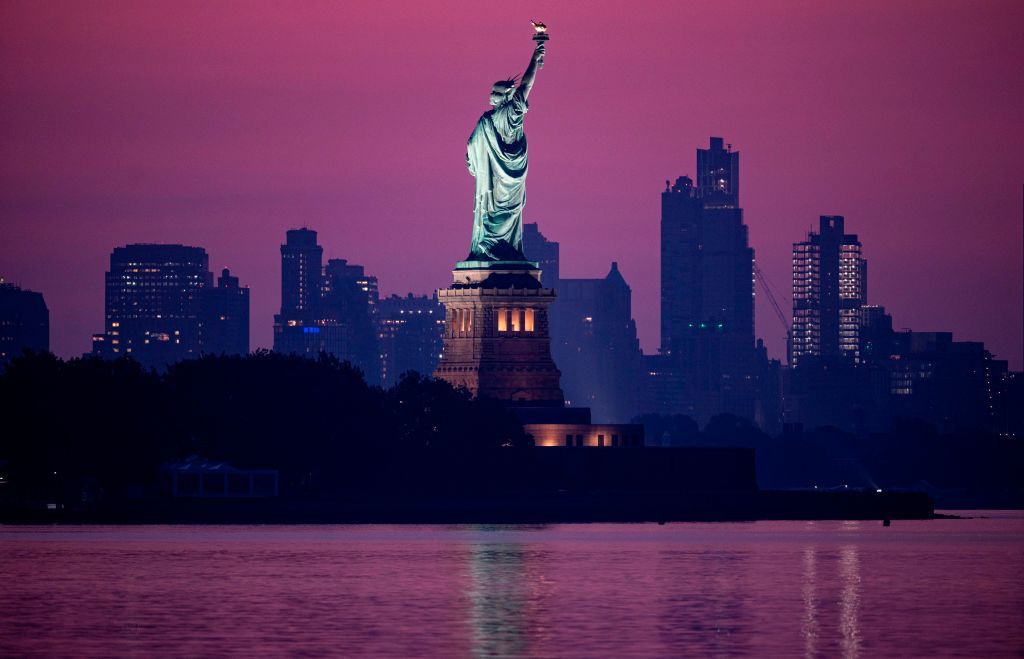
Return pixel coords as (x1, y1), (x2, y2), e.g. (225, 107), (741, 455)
(1, 1), (1021, 367)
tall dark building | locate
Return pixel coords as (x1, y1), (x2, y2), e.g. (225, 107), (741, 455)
(552, 263), (642, 422)
(274, 229), (324, 355)
(279, 228), (323, 321)
(522, 222), (560, 288)
(791, 216), (867, 366)
(379, 293), (444, 388)
(322, 258), (380, 384)
(659, 137), (757, 423)
(0, 280), (49, 366)
(199, 268), (250, 356)
(92, 244), (212, 368)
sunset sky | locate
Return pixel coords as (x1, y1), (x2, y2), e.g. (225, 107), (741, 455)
(2, 0), (1021, 367)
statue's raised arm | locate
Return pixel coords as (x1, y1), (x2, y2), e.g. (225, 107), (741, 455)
(518, 40), (545, 102)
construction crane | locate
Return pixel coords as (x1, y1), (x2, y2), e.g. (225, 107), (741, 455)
(754, 263), (791, 355)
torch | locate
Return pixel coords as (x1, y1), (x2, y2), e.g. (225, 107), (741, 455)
(531, 20), (549, 68)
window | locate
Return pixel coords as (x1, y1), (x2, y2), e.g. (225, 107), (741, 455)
(598, 434), (605, 447)
(511, 308), (522, 332)
(565, 434), (573, 447)
(524, 308), (535, 332)
(497, 308), (508, 332)
(612, 434), (619, 447)
(575, 434), (583, 447)
(455, 308), (473, 334)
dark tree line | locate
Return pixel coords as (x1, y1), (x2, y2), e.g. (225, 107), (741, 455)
(0, 351), (529, 503)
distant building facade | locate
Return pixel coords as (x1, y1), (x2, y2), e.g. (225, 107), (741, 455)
(322, 258), (381, 384)
(0, 280), (49, 366)
(378, 294), (445, 387)
(551, 263), (642, 423)
(791, 215), (867, 366)
(92, 244), (214, 368)
(199, 268), (250, 356)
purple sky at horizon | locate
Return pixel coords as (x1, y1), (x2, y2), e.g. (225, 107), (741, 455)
(2, 1), (1022, 368)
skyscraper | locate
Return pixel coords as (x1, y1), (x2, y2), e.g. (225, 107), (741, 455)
(659, 137), (757, 422)
(199, 268), (250, 356)
(0, 279), (49, 366)
(92, 244), (213, 368)
(791, 216), (867, 366)
(274, 229), (324, 355)
(279, 228), (323, 321)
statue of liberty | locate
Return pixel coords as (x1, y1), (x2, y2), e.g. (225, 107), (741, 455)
(465, 25), (547, 263)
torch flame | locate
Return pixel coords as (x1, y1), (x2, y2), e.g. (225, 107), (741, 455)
(531, 20), (548, 33)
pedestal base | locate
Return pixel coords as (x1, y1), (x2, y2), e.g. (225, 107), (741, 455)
(434, 266), (564, 405)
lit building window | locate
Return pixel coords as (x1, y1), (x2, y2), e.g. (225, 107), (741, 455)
(524, 308), (535, 332)
(497, 308), (508, 332)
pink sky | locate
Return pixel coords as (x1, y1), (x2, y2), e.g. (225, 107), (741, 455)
(1, 0), (1021, 367)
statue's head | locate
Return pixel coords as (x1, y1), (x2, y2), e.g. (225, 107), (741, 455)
(489, 78), (517, 106)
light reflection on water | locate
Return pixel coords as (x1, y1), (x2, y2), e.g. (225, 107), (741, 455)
(1, 514), (1022, 657)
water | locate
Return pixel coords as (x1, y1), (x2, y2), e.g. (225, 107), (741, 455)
(2, 513), (1022, 657)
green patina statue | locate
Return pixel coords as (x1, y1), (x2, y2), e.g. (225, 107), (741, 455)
(465, 26), (547, 263)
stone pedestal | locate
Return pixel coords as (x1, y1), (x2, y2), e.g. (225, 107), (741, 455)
(434, 263), (564, 405)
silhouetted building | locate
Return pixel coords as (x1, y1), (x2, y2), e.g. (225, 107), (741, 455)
(638, 354), (687, 418)
(997, 371), (1024, 439)
(522, 222), (560, 288)
(786, 303), (1010, 434)
(279, 228), (322, 320)
(199, 268), (249, 356)
(791, 216), (867, 366)
(754, 338), (784, 434)
(783, 358), (878, 432)
(272, 230), (384, 376)
(659, 137), (757, 423)
(92, 244), (212, 368)
(379, 293), (445, 388)
(860, 304), (894, 365)
(274, 229), (326, 356)
(886, 331), (1005, 432)
(552, 263), (642, 422)
(322, 258), (381, 383)
(0, 280), (49, 366)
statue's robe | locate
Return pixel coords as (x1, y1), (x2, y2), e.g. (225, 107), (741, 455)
(466, 89), (529, 261)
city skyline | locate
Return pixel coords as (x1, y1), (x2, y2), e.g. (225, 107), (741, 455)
(1, 2), (1021, 368)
